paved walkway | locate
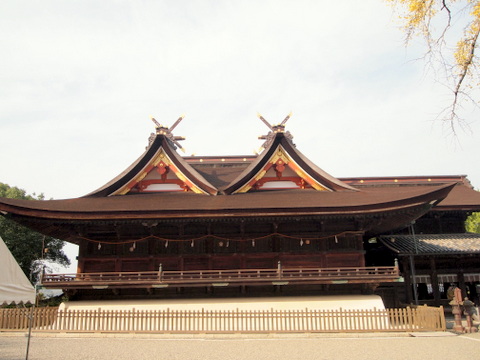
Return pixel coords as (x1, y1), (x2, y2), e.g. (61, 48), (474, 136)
(1, 332), (480, 360)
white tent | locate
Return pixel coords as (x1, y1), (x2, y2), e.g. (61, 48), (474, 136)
(0, 236), (35, 304)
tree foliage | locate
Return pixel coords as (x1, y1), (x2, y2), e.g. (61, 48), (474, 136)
(466, 211), (480, 232)
(0, 183), (70, 283)
(387, 0), (480, 131)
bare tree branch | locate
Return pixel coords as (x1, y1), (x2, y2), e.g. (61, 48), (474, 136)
(388, 0), (480, 132)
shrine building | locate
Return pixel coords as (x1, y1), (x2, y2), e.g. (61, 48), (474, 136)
(1, 115), (480, 307)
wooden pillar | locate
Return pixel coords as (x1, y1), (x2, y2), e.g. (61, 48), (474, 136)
(205, 225), (214, 255)
(148, 238), (156, 271)
(116, 243), (123, 257)
(77, 239), (86, 273)
(239, 221), (246, 255)
(458, 271), (467, 298)
(77, 259), (84, 273)
(430, 257), (441, 306)
(402, 256), (413, 304)
(114, 258), (121, 272)
(357, 234), (365, 267)
(148, 238), (156, 255)
(178, 224), (185, 271)
(393, 285), (401, 308)
(78, 238), (88, 257)
(272, 222), (279, 252)
(207, 223), (213, 269)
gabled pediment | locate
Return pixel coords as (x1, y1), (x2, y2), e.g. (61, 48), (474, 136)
(113, 147), (211, 195)
(85, 135), (218, 197)
(230, 145), (331, 193)
(223, 133), (358, 194)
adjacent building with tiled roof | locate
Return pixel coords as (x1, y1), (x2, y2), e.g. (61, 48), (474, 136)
(379, 233), (480, 255)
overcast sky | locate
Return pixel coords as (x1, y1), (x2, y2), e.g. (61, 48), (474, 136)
(2, 1), (480, 269)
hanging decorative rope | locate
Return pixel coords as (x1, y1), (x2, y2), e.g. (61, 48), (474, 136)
(77, 231), (363, 246)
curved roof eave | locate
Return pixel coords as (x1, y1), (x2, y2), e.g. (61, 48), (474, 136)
(0, 183), (455, 221)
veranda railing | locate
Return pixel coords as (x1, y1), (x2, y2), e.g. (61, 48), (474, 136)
(0, 305), (445, 333)
(41, 266), (400, 289)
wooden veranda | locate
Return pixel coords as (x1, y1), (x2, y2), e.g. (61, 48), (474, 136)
(41, 265), (401, 290)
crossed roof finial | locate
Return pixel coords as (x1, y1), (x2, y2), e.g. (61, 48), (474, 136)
(257, 112), (294, 150)
(149, 115), (186, 151)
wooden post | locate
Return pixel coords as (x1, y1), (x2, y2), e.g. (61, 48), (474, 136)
(430, 257), (441, 306)
(458, 271), (467, 300)
(25, 306), (34, 360)
(402, 257), (413, 304)
(409, 255), (419, 305)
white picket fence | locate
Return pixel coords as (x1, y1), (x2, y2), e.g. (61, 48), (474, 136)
(0, 305), (446, 333)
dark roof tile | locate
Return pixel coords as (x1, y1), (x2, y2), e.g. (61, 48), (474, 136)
(379, 233), (480, 254)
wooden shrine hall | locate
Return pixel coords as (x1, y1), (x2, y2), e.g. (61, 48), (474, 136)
(1, 114), (479, 305)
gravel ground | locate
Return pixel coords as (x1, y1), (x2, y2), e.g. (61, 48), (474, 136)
(1, 332), (480, 360)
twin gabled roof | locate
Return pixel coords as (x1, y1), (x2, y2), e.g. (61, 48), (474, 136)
(0, 121), (466, 240)
(86, 130), (357, 197)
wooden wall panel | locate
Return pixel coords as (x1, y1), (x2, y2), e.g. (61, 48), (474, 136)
(182, 256), (210, 270)
(155, 257), (181, 271)
(121, 260), (150, 272)
(325, 252), (364, 267)
(83, 260), (116, 273)
(243, 254), (276, 269)
(211, 255), (242, 269)
(278, 254), (324, 267)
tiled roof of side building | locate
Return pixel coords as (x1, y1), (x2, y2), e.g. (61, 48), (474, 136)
(378, 233), (480, 255)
